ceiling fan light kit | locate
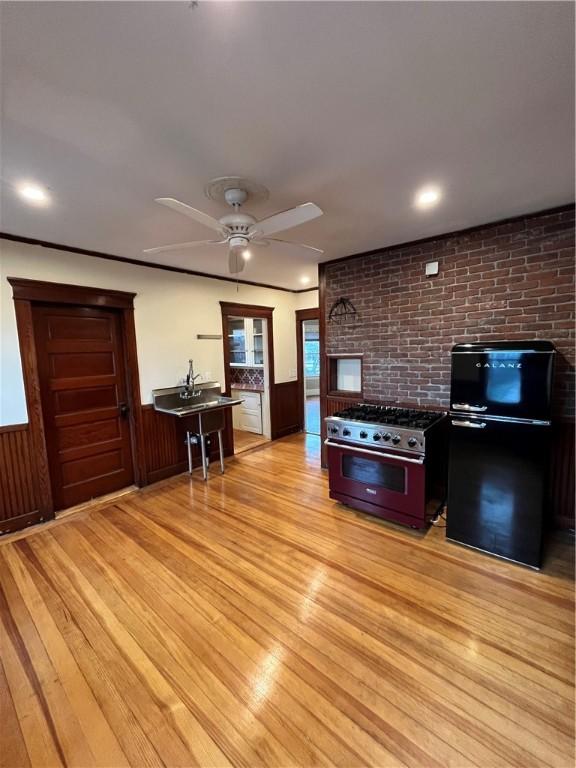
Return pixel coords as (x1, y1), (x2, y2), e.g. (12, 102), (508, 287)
(145, 176), (323, 275)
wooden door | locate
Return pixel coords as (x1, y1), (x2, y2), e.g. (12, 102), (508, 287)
(32, 304), (134, 510)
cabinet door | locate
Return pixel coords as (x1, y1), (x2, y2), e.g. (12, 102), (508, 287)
(228, 319), (247, 366)
(252, 319), (264, 366)
(241, 391), (261, 411)
(239, 411), (263, 434)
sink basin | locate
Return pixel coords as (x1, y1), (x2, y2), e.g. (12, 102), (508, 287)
(152, 390), (241, 418)
(169, 397), (238, 415)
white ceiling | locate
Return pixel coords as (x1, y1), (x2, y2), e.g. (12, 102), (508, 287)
(1, 1), (574, 290)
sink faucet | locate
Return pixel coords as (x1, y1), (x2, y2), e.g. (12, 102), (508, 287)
(181, 359), (201, 399)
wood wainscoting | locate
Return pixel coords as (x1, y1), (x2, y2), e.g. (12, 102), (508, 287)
(0, 424), (44, 534)
(272, 381), (301, 439)
(551, 419), (575, 529)
(142, 405), (233, 485)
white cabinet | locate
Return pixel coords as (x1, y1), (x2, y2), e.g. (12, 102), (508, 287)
(228, 318), (264, 367)
(232, 389), (263, 434)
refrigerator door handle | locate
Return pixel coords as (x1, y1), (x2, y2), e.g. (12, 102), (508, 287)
(452, 403), (488, 412)
(451, 420), (487, 429)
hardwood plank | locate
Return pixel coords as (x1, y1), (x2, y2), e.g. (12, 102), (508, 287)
(110, 495), (573, 766)
(0, 654), (31, 768)
(2, 545), (129, 768)
(19, 538), (190, 767)
(0, 434), (573, 768)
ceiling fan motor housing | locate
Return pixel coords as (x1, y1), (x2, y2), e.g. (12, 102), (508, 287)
(229, 235), (250, 250)
(219, 212), (257, 237)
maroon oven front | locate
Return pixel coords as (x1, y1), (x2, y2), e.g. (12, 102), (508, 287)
(325, 439), (429, 528)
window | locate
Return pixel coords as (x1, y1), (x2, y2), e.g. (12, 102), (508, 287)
(304, 341), (320, 376)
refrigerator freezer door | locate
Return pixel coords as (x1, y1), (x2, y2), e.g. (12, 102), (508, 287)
(446, 418), (550, 568)
(450, 349), (554, 421)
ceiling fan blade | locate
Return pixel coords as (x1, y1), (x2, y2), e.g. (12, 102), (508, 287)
(143, 239), (226, 255)
(228, 249), (246, 274)
(250, 202), (322, 237)
(268, 238), (324, 255)
(155, 197), (223, 232)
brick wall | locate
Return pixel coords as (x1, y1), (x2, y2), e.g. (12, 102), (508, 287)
(324, 205), (575, 419)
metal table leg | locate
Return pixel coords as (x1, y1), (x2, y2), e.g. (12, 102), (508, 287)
(199, 434), (208, 480)
(217, 429), (225, 474)
(186, 431), (193, 474)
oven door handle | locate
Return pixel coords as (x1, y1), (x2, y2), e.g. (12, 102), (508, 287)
(324, 440), (425, 464)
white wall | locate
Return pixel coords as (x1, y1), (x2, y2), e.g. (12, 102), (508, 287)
(0, 239), (318, 425)
(295, 289), (319, 310)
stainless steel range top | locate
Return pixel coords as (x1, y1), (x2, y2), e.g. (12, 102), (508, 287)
(325, 404), (446, 455)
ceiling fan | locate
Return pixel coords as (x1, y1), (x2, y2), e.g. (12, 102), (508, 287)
(144, 176), (323, 274)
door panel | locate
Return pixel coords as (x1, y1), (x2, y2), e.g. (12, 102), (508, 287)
(33, 305), (134, 510)
(54, 385), (118, 413)
(47, 313), (113, 340)
(58, 418), (120, 451)
(50, 351), (115, 378)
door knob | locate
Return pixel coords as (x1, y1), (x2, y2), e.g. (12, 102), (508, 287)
(119, 402), (130, 418)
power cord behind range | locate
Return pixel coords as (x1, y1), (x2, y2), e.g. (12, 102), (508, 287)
(431, 504), (447, 528)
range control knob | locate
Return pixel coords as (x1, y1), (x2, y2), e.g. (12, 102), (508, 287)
(329, 426), (339, 435)
(372, 433), (381, 441)
(342, 428), (351, 437)
(392, 434), (401, 444)
(407, 437), (418, 448)
(359, 431), (368, 439)
(382, 432), (392, 442)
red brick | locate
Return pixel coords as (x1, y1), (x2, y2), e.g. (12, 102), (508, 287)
(325, 206), (574, 417)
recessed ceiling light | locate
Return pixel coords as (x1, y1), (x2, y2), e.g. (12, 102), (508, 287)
(16, 182), (50, 205)
(242, 249), (251, 260)
(300, 276), (311, 285)
(414, 185), (442, 210)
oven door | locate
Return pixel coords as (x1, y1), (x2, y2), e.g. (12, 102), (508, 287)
(325, 439), (426, 518)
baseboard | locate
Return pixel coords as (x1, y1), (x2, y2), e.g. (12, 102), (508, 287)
(272, 424), (301, 440)
(0, 509), (46, 537)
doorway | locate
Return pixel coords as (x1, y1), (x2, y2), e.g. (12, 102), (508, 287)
(33, 304), (135, 510)
(221, 302), (273, 455)
(296, 308), (320, 435)
(9, 278), (146, 522)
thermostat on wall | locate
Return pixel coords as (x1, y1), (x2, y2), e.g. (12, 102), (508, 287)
(425, 261), (439, 277)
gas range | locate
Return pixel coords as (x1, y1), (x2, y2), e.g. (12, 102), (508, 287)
(325, 404), (446, 455)
(324, 403), (448, 529)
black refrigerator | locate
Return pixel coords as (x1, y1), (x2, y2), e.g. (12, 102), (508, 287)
(446, 341), (555, 569)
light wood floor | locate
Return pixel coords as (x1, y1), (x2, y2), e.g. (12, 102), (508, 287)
(233, 429), (270, 454)
(1, 434), (574, 768)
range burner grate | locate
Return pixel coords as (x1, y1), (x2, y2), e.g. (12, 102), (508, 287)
(333, 404), (443, 429)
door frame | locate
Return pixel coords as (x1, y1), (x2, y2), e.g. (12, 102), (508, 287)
(220, 301), (275, 442)
(8, 277), (147, 516)
(295, 307), (320, 433)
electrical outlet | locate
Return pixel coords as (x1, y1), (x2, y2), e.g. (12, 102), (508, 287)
(204, 371), (212, 381)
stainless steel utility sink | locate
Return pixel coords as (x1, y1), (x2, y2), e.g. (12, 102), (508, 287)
(152, 384), (241, 418)
(152, 383), (242, 481)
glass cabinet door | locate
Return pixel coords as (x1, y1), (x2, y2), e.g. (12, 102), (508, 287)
(252, 319), (264, 366)
(228, 318), (247, 365)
